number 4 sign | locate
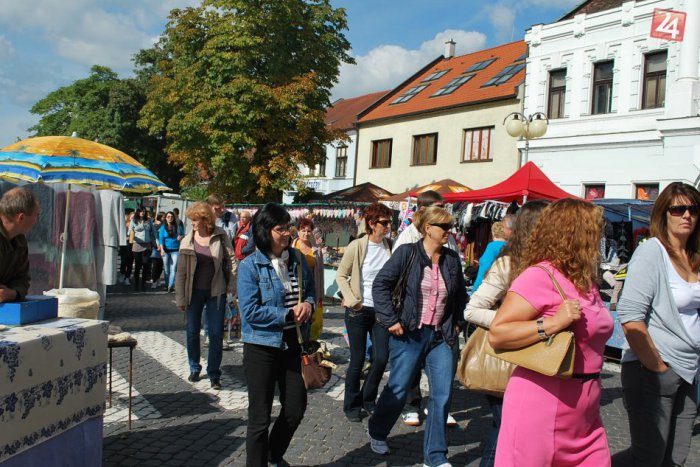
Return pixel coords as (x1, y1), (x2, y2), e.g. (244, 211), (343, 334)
(651, 8), (686, 42)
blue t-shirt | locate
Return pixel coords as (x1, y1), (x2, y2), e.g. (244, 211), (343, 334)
(472, 240), (506, 292)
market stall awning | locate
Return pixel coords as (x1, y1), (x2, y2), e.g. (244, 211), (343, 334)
(442, 162), (574, 203)
(383, 178), (471, 202)
(322, 182), (393, 203)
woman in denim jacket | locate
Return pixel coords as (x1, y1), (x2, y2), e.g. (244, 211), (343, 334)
(237, 203), (315, 467)
(368, 206), (467, 467)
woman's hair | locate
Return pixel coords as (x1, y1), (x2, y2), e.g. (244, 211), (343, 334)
(413, 206), (453, 236)
(186, 202), (216, 234)
(502, 200), (550, 287)
(363, 203), (393, 234)
(514, 198), (604, 292)
(491, 221), (505, 239)
(133, 207), (146, 224)
(650, 182), (700, 270)
(298, 217), (314, 231)
(252, 203), (291, 255)
(164, 211), (176, 236)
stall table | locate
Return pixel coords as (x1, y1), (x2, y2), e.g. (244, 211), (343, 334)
(0, 318), (108, 465)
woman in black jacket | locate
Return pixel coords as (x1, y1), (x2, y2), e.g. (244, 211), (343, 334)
(367, 206), (467, 467)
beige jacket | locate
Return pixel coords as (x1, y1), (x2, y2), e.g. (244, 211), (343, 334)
(335, 235), (392, 311)
(464, 256), (510, 328)
(175, 226), (237, 308)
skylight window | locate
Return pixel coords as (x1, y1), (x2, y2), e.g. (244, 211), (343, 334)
(481, 63), (526, 87)
(422, 69), (450, 82)
(515, 53), (527, 62)
(465, 58), (496, 73)
(391, 84), (429, 104)
(432, 75), (474, 97)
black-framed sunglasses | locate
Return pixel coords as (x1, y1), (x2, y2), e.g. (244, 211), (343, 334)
(668, 205), (699, 217)
(430, 223), (453, 231)
(375, 219), (392, 227)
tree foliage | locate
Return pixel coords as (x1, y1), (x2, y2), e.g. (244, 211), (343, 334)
(137, 0), (353, 202)
(29, 66), (181, 189)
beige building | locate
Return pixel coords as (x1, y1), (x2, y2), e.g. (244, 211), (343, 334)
(355, 40), (526, 194)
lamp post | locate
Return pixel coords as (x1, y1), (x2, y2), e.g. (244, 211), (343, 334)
(503, 111), (548, 166)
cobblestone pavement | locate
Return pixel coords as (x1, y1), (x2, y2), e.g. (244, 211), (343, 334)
(102, 288), (700, 466)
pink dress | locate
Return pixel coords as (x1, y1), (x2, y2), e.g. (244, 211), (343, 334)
(494, 262), (613, 467)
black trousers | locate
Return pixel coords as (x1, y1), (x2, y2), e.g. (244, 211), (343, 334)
(243, 330), (307, 467)
(133, 250), (151, 289)
(119, 245), (133, 278)
(151, 257), (164, 283)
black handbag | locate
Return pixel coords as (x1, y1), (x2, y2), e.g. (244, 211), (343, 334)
(390, 243), (417, 311)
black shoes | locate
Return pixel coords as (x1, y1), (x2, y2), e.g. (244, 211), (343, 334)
(211, 379), (221, 390)
(345, 408), (362, 422)
(188, 372), (200, 382)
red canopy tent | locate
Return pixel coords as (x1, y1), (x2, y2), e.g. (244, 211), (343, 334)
(442, 162), (575, 203)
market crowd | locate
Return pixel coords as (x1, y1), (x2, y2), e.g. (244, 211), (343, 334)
(110, 185), (699, 467)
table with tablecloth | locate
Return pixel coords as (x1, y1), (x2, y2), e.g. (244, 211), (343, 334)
(0, 318), (108, 464)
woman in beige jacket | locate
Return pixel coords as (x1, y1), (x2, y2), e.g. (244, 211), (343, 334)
(336, 202), (394, 421)
(464, 200), (548, 467)
(176, 202), (236, 390)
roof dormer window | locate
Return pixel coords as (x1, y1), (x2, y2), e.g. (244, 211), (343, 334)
(431, 75), (474, 97)
(465, 58), (496, 72)
(422, 69), (450, 82)
(391, 84), (429, 104)
(481, 63), (525, 87)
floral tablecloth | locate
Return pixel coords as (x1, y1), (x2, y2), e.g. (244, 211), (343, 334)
(0, 318), (108, 461)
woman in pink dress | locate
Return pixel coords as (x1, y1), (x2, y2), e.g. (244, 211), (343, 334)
(489, 198), (613, 467)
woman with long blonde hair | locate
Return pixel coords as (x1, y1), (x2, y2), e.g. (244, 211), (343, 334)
(489, 198), (613, 467)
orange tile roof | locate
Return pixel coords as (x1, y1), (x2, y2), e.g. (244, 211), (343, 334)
(359, 41), (526, 123)
(325, 90), (390, 131)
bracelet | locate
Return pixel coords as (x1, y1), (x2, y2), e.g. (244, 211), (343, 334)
(536, 318), (548, 340)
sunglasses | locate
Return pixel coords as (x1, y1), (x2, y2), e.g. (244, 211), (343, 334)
(668, 205), (699, 217)
(375, 219), (391, 227)
(430, 223), (453, 231)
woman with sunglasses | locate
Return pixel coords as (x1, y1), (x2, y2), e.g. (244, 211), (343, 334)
(336, 202), (394, 422)
(237, 203), (315, 467)
(612, 182), (700, 467)
(368, 206), (467, 467)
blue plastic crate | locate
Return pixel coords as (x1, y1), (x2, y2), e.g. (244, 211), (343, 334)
(0, 295), (58, 325)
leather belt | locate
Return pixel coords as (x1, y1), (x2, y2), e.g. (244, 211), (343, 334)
(572, 373), (600, 381)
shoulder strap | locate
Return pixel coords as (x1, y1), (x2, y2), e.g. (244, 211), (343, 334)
(294, 248), (305, 345)
(533, 264), (568, 301)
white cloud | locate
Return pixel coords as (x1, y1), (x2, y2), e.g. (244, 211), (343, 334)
(332, 29), (486, 99)
(526, 0), (580, 8)
(0, 35), (13, 59)
(489, 5), (517, 40)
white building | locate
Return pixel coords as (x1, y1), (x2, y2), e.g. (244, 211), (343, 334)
(282, 90), (387, 204)
(523, 0), (700, 200)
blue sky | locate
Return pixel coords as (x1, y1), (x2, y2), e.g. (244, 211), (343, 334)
(0, 0), (580, 147)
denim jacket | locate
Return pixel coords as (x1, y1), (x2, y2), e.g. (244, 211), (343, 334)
(238, 248), (315, 348)
(372, 242), (468, 345)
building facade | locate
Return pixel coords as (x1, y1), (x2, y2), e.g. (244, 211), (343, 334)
(282, 91), (387, 204)
(355, 41), (527, 194)
(524, 0), (700, 200)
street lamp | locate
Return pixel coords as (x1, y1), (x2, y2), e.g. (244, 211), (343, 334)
(503, 112), (548, 165)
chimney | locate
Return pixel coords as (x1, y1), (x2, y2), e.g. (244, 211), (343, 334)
(444, 39), (456, 59)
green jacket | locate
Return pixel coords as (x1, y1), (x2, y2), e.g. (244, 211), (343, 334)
(0, 224), (30, 300)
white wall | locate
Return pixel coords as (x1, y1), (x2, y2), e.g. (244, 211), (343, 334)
(355, 99), (522, 193)
(524, 0), (700, 197)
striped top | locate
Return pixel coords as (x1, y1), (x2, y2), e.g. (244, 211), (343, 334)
(282, 263), (301, 330)
(418, 263), (447, 327)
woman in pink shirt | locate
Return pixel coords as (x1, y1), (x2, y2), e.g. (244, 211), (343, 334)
(489, 198), (613, 466)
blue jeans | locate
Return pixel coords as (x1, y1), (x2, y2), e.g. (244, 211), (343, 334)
(368, 326), (456, 467)
(186, 289), (225, 379)
(163, 251), (179, 289)
(479, 395), (503, 467)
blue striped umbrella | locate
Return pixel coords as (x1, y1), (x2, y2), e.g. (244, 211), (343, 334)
(0, 135), (170, 287)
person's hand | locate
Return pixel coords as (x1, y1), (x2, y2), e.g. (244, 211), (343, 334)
(160, 247), (165, 257)
(177, 235), (183, 241)
(388, 322), (404, 336)
(0, 285), (18, 303)
(551, 299), (582, 332)
(292, 301), (313, 323)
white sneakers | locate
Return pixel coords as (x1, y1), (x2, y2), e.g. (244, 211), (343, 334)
(401, 411), (421, 426)
(367, 431), (389, 455)
(423, 408), (458, 427)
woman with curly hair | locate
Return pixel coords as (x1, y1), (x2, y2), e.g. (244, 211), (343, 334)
(489, 198), (613, 467)
(612, 182), (700, 467)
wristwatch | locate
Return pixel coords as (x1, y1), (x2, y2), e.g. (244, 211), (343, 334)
(536, 318), (548, 340)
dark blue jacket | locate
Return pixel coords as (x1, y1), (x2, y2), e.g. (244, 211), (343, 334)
(372, 242), (468, 345)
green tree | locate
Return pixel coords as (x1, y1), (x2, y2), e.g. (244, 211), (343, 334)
(137, 0), (353, 202)
(29, 65), (181, 189)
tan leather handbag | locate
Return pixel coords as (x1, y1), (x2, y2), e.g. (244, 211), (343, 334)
(457, 326), (515, 397)
(485, 265), (575, 378)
